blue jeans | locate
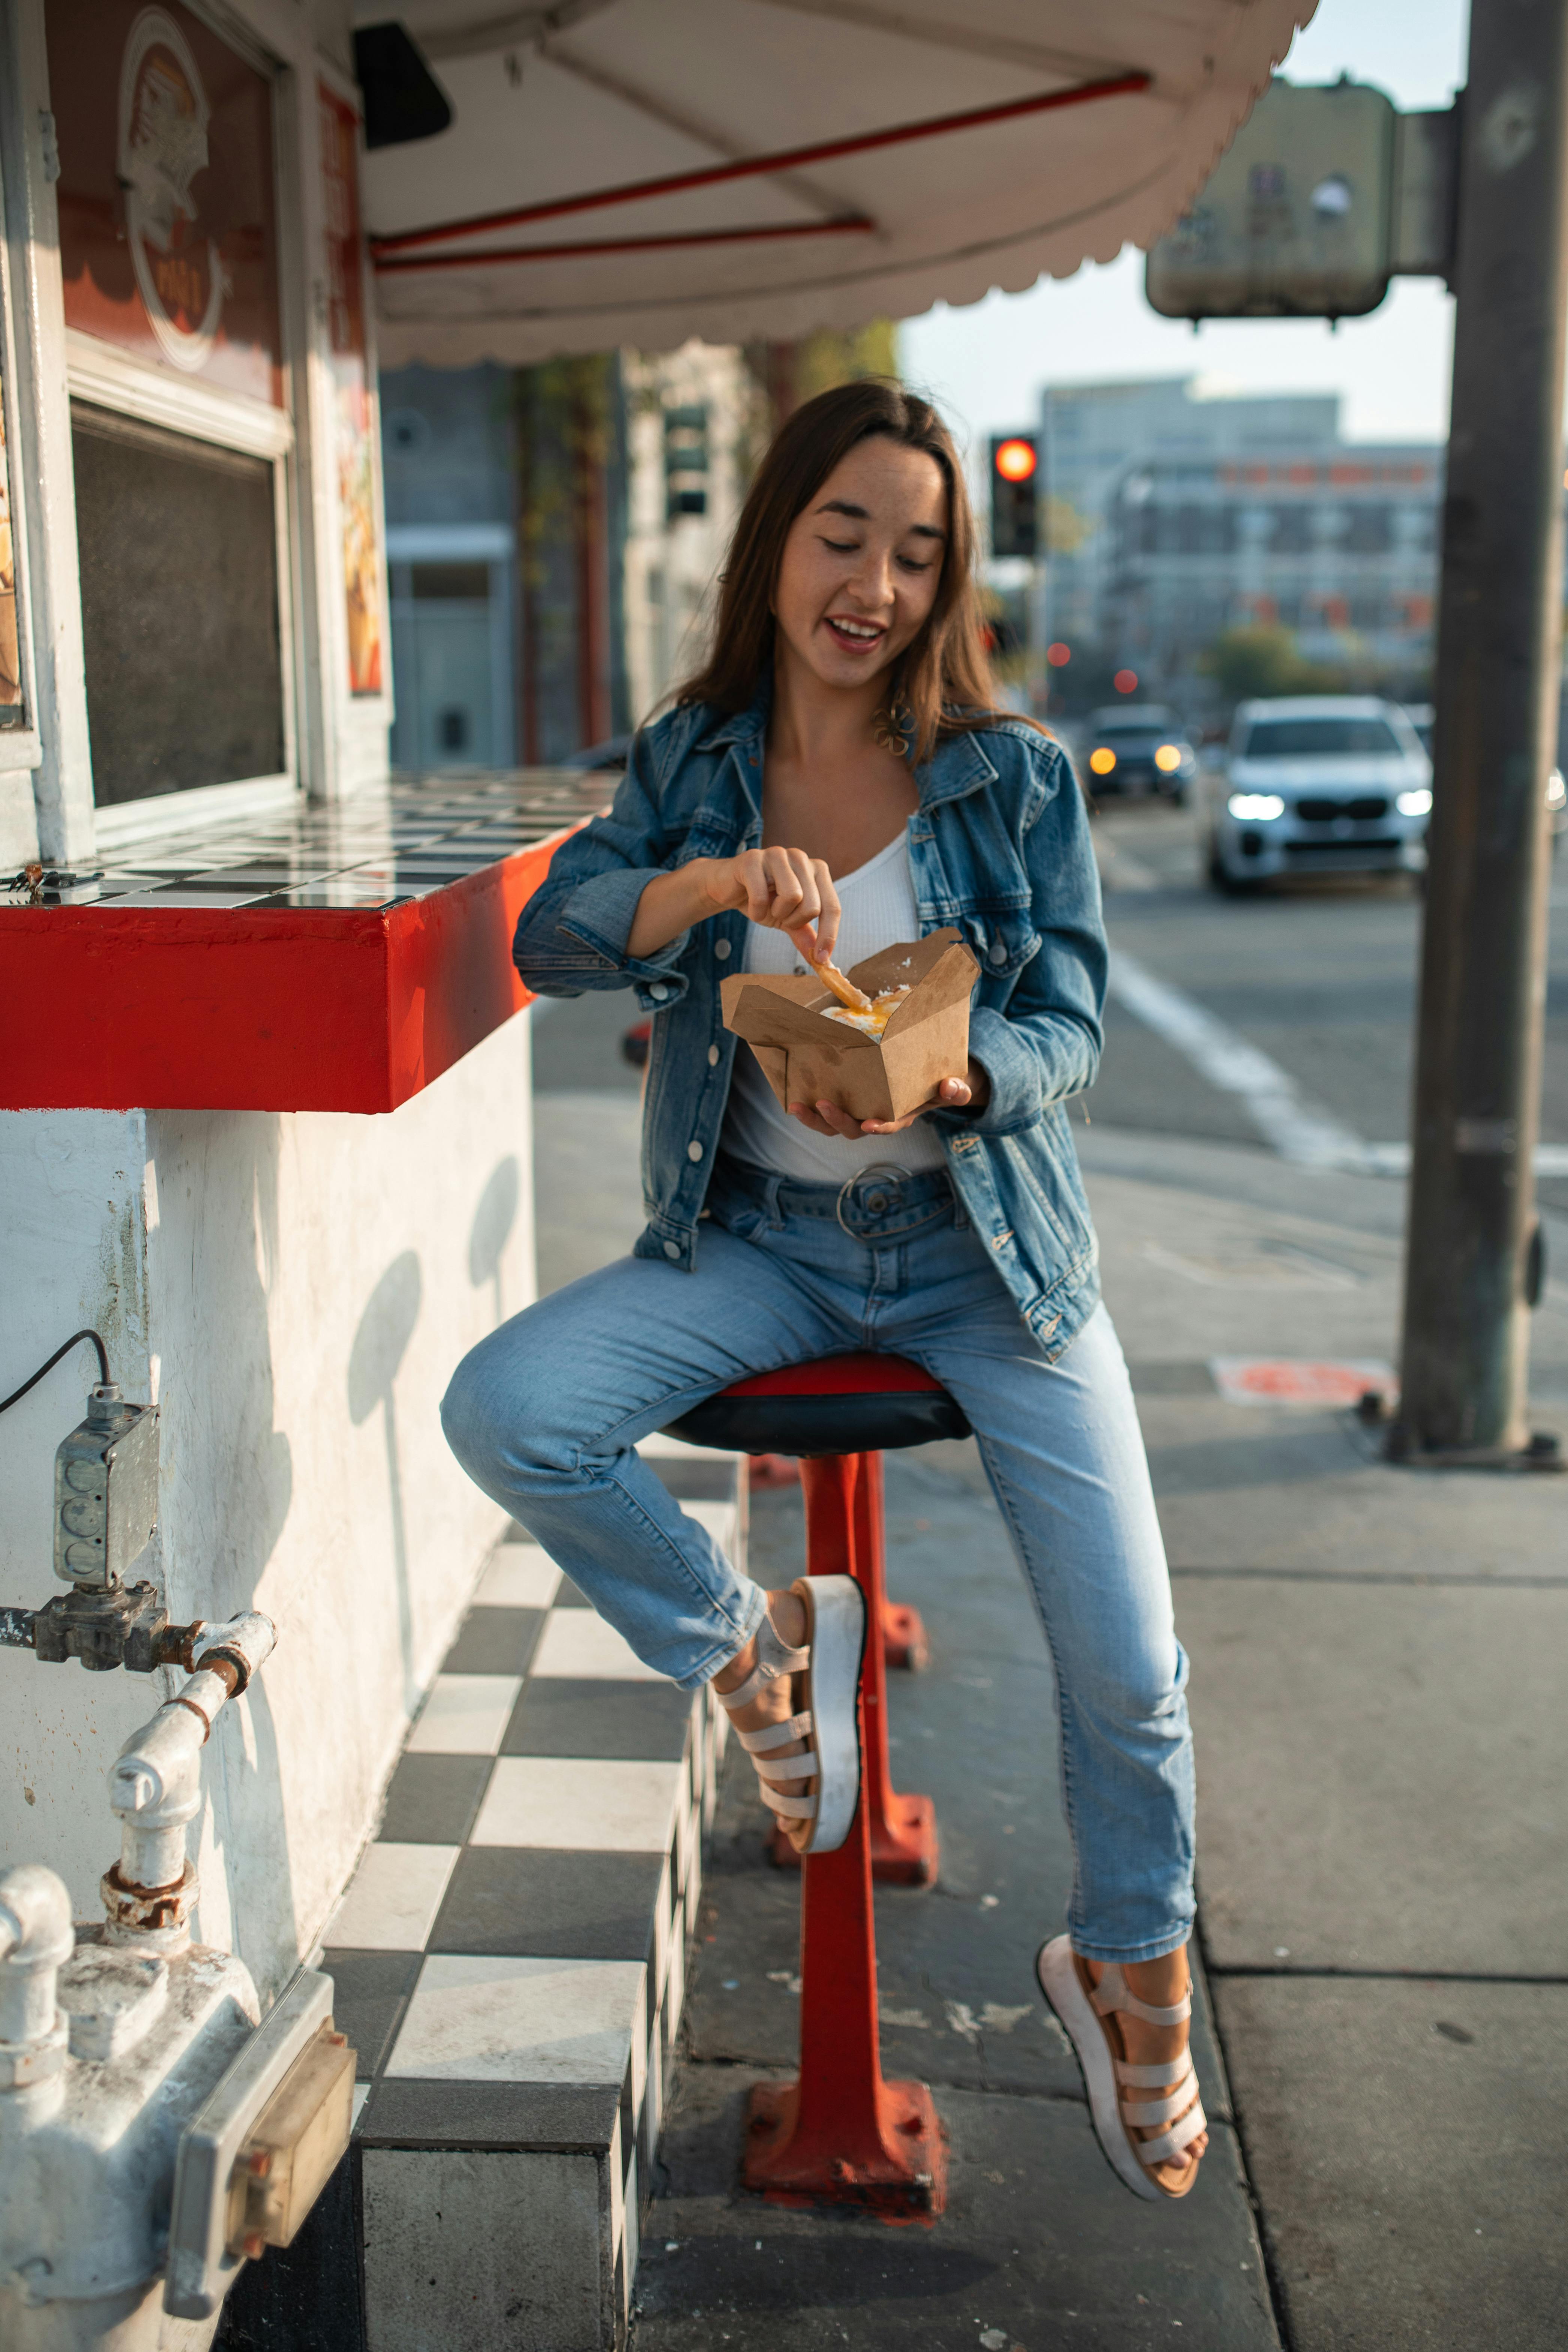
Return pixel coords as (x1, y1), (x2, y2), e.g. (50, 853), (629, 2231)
(441, 1158), (1194, 1962)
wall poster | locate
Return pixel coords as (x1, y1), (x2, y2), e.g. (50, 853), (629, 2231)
(50, 0), (283, 406)
(318, 84), (383, 697)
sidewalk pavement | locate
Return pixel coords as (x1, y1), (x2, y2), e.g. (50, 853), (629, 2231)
(534, 1033), (1567, 2352)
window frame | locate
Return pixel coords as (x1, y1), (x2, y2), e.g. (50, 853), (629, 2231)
(0, 111), (42, 779)
(57, 0), (302, 845)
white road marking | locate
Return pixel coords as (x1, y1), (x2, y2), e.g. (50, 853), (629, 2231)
(1352, 1142), (1568, 1177)
(1106, 949), (1568, 1178)
(1094, 840), (1162, 891)
(1107, 948), (1364, 1168)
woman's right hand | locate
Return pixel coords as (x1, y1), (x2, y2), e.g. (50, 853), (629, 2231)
(697, 848), (841, 964)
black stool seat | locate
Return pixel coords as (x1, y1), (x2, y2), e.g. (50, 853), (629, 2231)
(665, 1353), (971, 1460)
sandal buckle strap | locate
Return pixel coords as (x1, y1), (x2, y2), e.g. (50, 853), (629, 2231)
(1115, 2055), (1196, 2089)
(1090, 1962), (1192, 2028)
(1121, 2071), (1199, 2129)
(1134, 2099), (1208, 2171)
(759, 1787), (816, 1820)
(736, 1711), (813, 1755)
(747, 1749), (816, 1780)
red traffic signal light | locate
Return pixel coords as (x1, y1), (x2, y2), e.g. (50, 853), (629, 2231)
(989, 434), (1039, 558)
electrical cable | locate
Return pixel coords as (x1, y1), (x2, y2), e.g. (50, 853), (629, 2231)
(0, 1329), (111, 1415)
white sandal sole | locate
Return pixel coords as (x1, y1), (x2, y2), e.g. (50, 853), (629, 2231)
(798, 1574), (865, 1854)
(1036, 1935), (1161, 2202)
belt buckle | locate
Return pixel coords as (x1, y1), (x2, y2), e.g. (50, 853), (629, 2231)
(835, 1160), (912, 1238)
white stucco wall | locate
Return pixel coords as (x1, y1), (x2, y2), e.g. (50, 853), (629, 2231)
(0, 1012), (534, 1996)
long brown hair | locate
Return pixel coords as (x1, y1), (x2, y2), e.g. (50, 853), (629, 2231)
(678, 379), (1005, 766)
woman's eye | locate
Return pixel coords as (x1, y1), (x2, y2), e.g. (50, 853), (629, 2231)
(821, 537), (859, 554)
(898, 555), (935, 574)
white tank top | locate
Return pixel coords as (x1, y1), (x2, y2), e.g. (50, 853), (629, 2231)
(719, 831), (950, 1180)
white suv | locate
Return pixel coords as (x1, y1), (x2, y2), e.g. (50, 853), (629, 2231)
(1205, 695), (1431, 892)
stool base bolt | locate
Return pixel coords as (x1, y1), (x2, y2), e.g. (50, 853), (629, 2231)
(767, 1791), (938, 1885)
(881, 1601), (929, 1672)
(742, 2078), (948, 2217)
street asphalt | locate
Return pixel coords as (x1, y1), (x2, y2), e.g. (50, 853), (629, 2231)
(531, 810), (1567, 2351)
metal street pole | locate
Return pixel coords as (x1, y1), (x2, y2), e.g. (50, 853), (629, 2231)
(1396, 0), (1568, 1465)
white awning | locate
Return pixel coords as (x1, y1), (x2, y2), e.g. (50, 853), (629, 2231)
(364, 0), (1315, 366)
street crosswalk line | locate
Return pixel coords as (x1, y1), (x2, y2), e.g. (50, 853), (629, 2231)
(1105, 949), (1568, 1178)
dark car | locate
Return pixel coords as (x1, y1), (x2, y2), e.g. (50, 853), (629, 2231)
(1076, 706), (1197, 801)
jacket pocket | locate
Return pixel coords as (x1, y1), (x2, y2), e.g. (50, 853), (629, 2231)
(961, 904), (1039, 979)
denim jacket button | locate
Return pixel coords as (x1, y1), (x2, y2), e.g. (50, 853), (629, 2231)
(688, 1141), (704, 1162)
(663, 1240), (681, 1260)
(714, 940), (732, 960)
(990, 942), (1007, 963)
(708, 1045), (720, 1066)
(648, 982), (669, 1000)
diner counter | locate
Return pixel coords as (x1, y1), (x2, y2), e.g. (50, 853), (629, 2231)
(0, 773), (603, 1113)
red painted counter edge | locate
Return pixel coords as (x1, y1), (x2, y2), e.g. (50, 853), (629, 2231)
(0, 829), (575, 1113)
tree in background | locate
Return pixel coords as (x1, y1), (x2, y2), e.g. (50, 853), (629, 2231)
(1199, 625), (1348, 704)
(747, 323), (900, 440)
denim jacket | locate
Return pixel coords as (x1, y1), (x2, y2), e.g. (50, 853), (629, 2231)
(514, 685), (1108, 1357)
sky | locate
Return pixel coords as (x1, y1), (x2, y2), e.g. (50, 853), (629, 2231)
(899, 0), (1471, 458)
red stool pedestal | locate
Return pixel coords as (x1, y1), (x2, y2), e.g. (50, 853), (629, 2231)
(767, 1452), (937, 1885)
(665, 1352), (968, 2218)
(741, 1454), (948, 2217)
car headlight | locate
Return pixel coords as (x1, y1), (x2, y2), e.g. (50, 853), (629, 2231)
(1089, 747), (1116, 775)
(1154, 744), (1183, 772)
(1227, 792), (1284, 820)
(1396, 787), (1433, 816)
(1547, 769), (1566, 810)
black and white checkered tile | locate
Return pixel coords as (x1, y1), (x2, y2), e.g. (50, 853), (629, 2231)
(319, 1436), (744, 2352)
(3, 770), (610, 910)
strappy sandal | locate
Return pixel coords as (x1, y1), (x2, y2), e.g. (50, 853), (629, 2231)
(716, 1576), (865, 1856)
(1036, 1935), (1208, 2202)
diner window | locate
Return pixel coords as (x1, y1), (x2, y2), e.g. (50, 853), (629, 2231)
(72, 405), (284, 804)
(49, 0), (297, 816)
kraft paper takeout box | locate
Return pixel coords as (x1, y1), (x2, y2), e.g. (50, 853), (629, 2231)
(721, 926), (979, 1124)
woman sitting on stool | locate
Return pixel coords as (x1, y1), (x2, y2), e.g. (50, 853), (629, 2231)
(442, 380), (1206, 2201)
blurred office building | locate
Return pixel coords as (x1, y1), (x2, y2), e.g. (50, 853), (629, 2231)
(1040, 377), (1440, 703)
(380, 344), (755, 770)
(622, 345), (758, 732)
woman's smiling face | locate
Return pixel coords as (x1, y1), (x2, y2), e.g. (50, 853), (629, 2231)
(772, 435), (948, 696)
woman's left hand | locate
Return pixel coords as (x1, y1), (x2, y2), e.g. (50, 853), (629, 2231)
(788, 1061), (990, 1138)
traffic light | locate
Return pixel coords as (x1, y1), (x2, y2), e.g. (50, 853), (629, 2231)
(664, 404), (709, 519)
(990, 435), (1038, 559)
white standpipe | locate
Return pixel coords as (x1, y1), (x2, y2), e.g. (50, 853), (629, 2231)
(0, 1867), (75, 2057)
(0, 1610), (349, 2352)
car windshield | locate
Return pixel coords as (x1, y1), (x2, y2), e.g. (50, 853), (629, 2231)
(1097, 726), (1175, 745)
(1243, 717), (1402, 758)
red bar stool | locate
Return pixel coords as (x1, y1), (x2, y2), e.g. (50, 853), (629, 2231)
(665, 1353), (969, 2216)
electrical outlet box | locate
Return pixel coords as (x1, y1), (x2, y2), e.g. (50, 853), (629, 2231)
(53, 1392), (159, 1588)
(225, 2029), (355, 2254)
(166, 1969), (351, 2321)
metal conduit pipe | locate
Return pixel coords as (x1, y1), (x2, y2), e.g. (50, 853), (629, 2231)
(104, 1615), (277, 1943)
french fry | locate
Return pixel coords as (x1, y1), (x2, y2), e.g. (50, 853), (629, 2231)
(810, 954), (873, 1014)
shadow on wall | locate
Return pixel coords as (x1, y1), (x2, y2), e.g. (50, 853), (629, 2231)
(348, 1250), (424, 1717)
(172, 1113), (296, 1996)
(468, 1154), (519, 1328)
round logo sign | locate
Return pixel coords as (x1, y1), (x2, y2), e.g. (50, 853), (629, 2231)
(118, 7), (224, 372)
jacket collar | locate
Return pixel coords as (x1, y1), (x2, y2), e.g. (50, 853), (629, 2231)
(916, 725), (997, 807)
(694, 674), (999, 810)
(696, 677), (771, 755)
